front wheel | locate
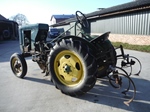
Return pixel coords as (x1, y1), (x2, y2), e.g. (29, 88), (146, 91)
(10, 53), (27, 78)
(48, 38), (97, 96)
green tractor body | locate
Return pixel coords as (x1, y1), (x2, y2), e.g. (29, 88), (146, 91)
(19, 23), (49, 54)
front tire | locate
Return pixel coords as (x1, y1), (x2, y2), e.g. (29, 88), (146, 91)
(48, 38), (97, 96)
(10, 53), (27, 78)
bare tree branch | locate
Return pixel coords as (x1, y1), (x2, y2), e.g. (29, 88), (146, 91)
(10, 13), (29, 26)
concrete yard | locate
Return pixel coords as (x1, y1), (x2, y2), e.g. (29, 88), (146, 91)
(0, 40), (150, 112)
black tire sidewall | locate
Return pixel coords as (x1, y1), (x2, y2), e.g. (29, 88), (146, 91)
(10, 53), (27, 78)
(49, 39), (97, 95)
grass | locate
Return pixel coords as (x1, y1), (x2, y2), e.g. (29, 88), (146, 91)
(112, 42), (150, 53)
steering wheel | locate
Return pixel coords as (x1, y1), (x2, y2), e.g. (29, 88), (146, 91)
(75, 11), (89, 28)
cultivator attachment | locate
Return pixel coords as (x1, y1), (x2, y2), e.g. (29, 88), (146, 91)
(116, 45), (142, 76)
(105, 45), (142, 106)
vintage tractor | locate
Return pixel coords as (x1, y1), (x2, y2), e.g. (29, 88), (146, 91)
(10, 11), (141, 105)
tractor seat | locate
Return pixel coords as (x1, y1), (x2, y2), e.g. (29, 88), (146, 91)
(90, 32), (111, 44)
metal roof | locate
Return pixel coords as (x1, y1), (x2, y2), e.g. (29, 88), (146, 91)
(86, 0), (150, 18)
(50, 14), (75, 21)
(51, 0), (150, 27)
(0, 14), (8, 21)
(0, 14), (18, 25)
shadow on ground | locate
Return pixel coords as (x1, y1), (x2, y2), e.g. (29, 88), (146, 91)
(79, 76), (150, 112)
(24, 76), (53, 86)
(22, 74), (150, 112)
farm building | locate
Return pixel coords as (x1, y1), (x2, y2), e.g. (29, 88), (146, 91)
(50, 0), (150, 45)
(50, 14), (75, 25)
(0, 14), (18, 40)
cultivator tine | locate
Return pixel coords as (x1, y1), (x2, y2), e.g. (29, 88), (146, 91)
(116, 45), (142, 76)
(108, 66), (136, 105)
(123, 75), (136, 106)
(119, 56), (142, 76)
(129, 56), (142, 76)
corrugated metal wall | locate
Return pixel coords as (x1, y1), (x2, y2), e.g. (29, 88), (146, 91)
(90, 10), (150, 35)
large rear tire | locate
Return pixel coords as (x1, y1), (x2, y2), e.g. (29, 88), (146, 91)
(10, 53), (27, 78)
(48, 38), (97, 96)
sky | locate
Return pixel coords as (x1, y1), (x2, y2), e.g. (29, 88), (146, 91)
(0, 0), (133, 25)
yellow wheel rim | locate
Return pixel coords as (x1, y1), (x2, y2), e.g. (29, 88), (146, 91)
(54, 50), (84, 87)
(11, 57), (22, 76)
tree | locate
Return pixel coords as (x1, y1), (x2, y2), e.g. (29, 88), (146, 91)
(10, 13), (29, 26)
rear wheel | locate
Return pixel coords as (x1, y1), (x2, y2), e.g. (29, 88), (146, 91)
(48, 38), (97, 96)
(10, 53), (27, 78)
